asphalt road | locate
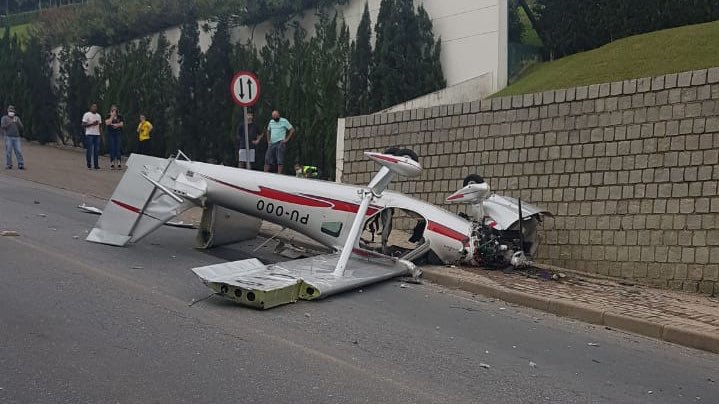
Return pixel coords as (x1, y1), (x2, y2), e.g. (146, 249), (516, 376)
(1, 174), (717, 404)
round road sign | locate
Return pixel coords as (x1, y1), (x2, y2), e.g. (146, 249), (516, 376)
(230, 71), (261, 107)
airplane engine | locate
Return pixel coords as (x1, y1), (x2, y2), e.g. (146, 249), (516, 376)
(447, 175), (550, 269)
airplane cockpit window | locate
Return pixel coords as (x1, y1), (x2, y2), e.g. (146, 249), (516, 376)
(360, 208), (430, 262)
(321, 221), (343, 238)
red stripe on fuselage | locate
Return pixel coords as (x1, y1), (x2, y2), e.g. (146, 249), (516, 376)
(202, 175), (377, 215)
(302, 194), (381, 216)
(111, 199), (141, 213)
(427, 221), (468, 243)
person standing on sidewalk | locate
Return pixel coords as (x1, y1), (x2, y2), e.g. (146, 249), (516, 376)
(137, 114), (153, 155)
(105, 105), (124, 169)
(1, 105), (25, 170)
(82, 103), (102, 169)
(263, 109), (295, 174)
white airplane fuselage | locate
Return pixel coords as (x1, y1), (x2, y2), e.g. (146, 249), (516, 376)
(185, 161), (471, 263)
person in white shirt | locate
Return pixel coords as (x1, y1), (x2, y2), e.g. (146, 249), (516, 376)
(82, 103), (102, 169)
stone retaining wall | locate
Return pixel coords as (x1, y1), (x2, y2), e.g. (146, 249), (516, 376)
(342, 68), (719, 295)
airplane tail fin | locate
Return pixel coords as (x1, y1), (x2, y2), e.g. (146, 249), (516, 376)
(86, 153), (205, 246)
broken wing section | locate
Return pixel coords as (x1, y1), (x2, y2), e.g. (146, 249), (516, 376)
(86, 154), (205, 246)
(192, 253), (412, 309)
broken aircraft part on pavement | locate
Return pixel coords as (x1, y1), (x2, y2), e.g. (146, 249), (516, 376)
(85, 149), (550, 309)
(192, 254), (415, 309)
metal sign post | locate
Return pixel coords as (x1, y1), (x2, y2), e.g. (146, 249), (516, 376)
(230, 71), (261, 169)
(243, 107), (250, 167)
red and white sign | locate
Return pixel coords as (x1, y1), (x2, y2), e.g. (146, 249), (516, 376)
(230, 71), (261, 107)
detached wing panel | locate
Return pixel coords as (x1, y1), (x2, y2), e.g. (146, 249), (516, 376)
(192, 253), (411, 309)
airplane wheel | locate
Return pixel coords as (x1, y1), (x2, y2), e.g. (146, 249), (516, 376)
(463, 174), (485, 186)
(384, 147), (419, 162)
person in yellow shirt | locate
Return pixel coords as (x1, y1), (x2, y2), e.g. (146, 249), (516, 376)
(137, 114), (153, 155)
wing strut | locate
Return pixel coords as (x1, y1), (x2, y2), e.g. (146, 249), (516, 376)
(333, 189), (373, 277)
(333, 151), (423, 277)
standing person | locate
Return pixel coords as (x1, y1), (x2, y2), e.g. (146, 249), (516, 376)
(137, 114), (153, 155)
(264, 109), (295, 174)
(105, 105), (124, 169)
(237, 111), (260, 169)
(82, 103), (102, 169)
(1, 105), (25, 170)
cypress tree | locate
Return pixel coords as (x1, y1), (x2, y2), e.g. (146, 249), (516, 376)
(347, 2), (371, 115)
(57, 44), (91, 146)
(174, 9), (204, 159)
(201, 16), (234, 163)
(370, 0), (445, 112)
(21, 36), (60, 144)
(416, 5), (445, 96)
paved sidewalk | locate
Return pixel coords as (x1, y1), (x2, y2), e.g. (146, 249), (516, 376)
(4, 141), (719, 354)
(423, 266), (719, 353)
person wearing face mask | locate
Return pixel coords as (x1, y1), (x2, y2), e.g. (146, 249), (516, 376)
(262, 109), (295, 174)
(1, 105), (25, 170)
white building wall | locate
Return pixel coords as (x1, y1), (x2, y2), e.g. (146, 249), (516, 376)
(63, 0), (507, 93)
(230, 0), (507, 91)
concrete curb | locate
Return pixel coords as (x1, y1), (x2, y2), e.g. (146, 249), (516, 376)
(422, 268), (719, 354)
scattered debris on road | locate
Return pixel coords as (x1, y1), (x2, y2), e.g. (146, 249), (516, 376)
(479, 363), (491, 369)
(36, 213), (47, 217)
(587, 342), (600, 347)
(399, 283), (409, 288)
(188, 293), (216, 307)
(1, 231), (20, 236)
(529, 361), (537, 368)
(78, 203), (103, 215)
(131, 266), (144, 270)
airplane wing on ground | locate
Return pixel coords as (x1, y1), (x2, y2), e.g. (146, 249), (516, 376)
(192, 252), (413, 309)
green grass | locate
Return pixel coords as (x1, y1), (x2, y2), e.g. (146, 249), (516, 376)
(496, 20), (719, 97)
(0, 23), (32, 41)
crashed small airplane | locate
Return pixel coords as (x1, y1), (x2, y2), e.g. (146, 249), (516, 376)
(87, 149), (550, 309)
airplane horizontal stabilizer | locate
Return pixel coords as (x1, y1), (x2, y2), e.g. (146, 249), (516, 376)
(86, 154), (202, 246)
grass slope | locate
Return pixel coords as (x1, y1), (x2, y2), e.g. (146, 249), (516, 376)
(0, 23), (31, 41)
(496, 20), (719, 97)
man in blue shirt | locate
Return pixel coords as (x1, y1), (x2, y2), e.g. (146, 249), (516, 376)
(261, 109), (295, 174)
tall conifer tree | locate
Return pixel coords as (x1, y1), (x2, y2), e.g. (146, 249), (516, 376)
(174, 7), (204, 159)
(347, 2), (371, 115)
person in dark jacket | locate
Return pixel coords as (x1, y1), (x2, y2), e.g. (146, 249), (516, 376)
(1, 105), (25, 170)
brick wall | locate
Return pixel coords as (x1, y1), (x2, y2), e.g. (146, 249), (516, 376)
(342, 68), (719, 295)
